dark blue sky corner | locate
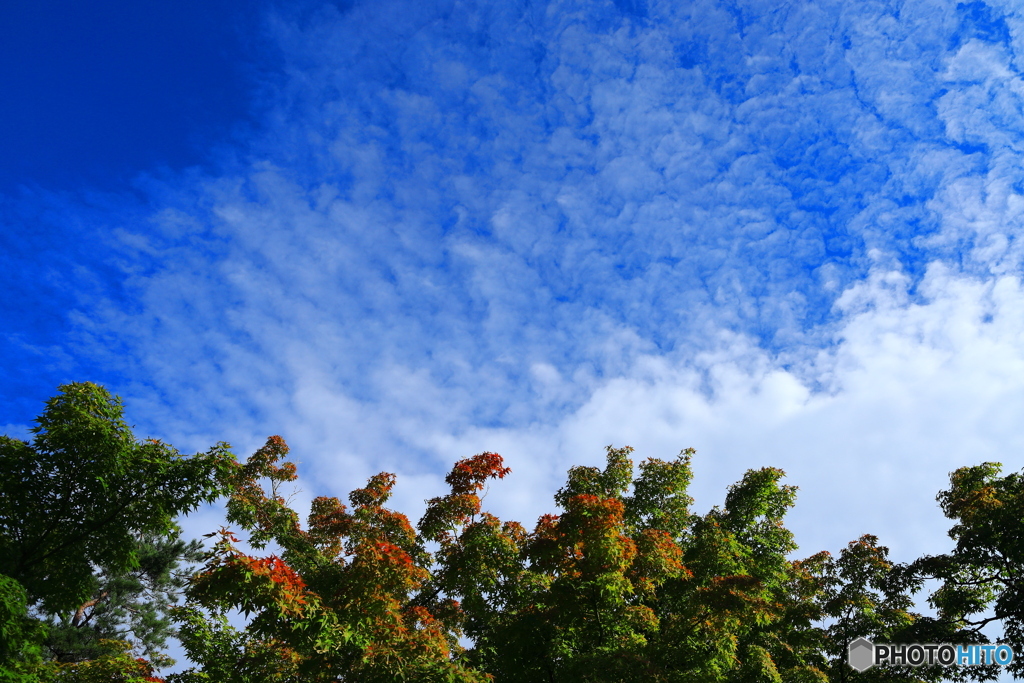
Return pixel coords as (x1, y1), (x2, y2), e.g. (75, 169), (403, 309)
(0, 0), (282, 195)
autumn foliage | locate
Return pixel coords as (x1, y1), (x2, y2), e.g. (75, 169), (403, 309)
(168, 439), (970, 682)
(171, 436), (488, 682)
(4, 385), (1019, 682)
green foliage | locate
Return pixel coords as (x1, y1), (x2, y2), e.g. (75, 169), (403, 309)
(418, 447), (826, 682)
(10, 382), (1024, 682)
(0, 573), (47, 683)
(171, 439), (1018, 682)
(623, 449), (694, 539)
(907, 462), (1024, 680)
(42, 639), (169, 682)
(0, 382), (236, 680)
(166, 606), (304, 683)
(41, 527), (204, 664)
(0, 382), (235, 614)
(814, 536), (949, 683)
(174, 436), (490, 682)
(644, 465), (826, 683)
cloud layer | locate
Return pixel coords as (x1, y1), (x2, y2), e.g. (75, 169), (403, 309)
(4, 7), (1024, 673)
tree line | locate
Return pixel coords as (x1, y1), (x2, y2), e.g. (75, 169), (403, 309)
(1, 382), (1022, 682)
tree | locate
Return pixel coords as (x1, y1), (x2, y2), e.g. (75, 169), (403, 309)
(448, 446), (696, 682)
(40, 527), (204, 664)
(414, 446), (826, 681)
(36, 639), (170, 683)
(813, 535), (951, 683)
(147, 433), (1021, 681)
(640, 462), (827, 682)
(173, 435), (489, 682)
(0, 382), (235, 677)
(173, 441), (922, 682)
(906, 462), (1024, 680)
(14, 384), (1021, 682)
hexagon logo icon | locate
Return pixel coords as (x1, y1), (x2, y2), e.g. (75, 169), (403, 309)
(848, 637), (875, 672)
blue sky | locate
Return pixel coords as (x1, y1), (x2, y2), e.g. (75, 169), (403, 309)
(4, 0), (1024, 672)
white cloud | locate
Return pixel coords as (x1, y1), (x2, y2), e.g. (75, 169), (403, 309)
(55, 2), (1016, 567)
(0, 423), (31, 441)
(156, 259), (1024, 593)
(341, 261), (1023, 576)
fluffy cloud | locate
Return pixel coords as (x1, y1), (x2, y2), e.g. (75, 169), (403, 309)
(43, 0), (1017, 559)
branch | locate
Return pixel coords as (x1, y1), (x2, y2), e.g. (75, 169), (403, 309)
(72, 591), (110, 627)
(963, 613), (1003, 632)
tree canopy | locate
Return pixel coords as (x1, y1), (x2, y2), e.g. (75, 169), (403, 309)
(2, 384), (1022, 682)
(0, 382), (234, 681)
